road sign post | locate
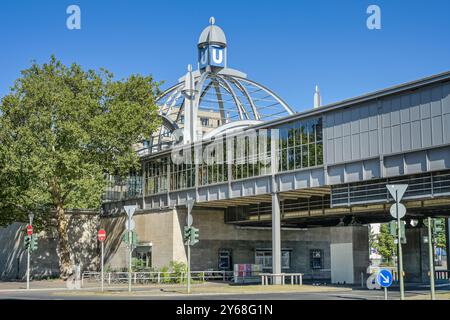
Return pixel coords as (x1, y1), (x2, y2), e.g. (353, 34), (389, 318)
(396, 192), (405, 300)
(26, 238), (30, 290)
(377, 269), (393, 300)
(98, 229), (106, 292)
(124, 205), (137, 293)
(26, 225), (32, 290)
(427, 217), (436, 300)
(26, 213), (34, 290)
(387, 184), (408, 301)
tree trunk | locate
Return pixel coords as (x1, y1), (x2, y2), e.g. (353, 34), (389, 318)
(55, 205), (72, 279)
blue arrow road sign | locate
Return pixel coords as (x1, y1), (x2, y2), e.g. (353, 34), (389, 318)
(377, 269), (393, 288)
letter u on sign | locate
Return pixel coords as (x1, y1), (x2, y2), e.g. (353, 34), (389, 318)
(200, 50), (208, 65)
(212, 48), (223, 64)
(210, 47), (225, 67)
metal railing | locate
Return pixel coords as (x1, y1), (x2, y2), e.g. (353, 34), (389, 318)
(260, 273), (303, 285)
(81, 271), (234, 287)
(331, 171), (450, 207)
(435, 270), (450, 280)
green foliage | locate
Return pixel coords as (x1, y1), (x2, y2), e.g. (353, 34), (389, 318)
(170, 261), (187, 284)
(0, 56), (161, 275)
(159, 265), (171, 284)
(373, 224), (396, 266)
(433, 218), (447, 249)
(0, 56), (161, 227)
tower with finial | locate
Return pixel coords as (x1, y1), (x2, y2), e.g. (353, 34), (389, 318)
(197, 17), (227, 72)
(314, 85), (321, 108)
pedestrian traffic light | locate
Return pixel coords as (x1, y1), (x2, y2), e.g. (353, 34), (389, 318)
(31, 234), (38, 251)
(190, 227), (199, 246)
(24, 235), (31, 250)
(184, 226), (191, 245)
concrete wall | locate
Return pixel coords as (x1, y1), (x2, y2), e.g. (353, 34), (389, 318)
(101, 207), (370, 283)
(100, 208), (186, 270)
(0, 213), (99, 280)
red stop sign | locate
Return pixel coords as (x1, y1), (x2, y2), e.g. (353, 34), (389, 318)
(26, 225), (33, 236)
(98, 229), (106, 242)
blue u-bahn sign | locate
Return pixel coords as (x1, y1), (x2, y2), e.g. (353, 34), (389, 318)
(199, 45), (225, 69)
(377, 269), (393, 288)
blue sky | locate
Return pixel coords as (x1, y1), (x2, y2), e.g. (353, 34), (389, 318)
(0, 0), (449, 112)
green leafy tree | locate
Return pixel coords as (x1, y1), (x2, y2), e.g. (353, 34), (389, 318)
(434, 218), (446, 250)
(373, 224), (396, 266)
(0, 56), (161, 278)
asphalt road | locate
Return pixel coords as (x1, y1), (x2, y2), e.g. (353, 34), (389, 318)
(0, 288), (437, 300)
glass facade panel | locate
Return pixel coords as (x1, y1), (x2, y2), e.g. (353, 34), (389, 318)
(105, 117), (323, 200)
(145, 157), (168, 195)
(277, 117), (323, 172)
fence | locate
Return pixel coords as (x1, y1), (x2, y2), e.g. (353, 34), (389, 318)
(81, 271), (234, 287)
(260, 273), (303, 285)
(435, 270), (450, 280)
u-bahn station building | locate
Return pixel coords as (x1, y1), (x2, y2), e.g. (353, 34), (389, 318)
(9, 18), (445, 284)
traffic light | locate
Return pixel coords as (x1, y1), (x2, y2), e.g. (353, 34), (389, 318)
(389, 220), (406, 243)
(388, 221), (396, 237)
(122, 231), (138, 247)
(190, 227), (199, 246)
(31, 234), (38, 251)
(24, 235), (31, 250)
(184, 226), (191, 245)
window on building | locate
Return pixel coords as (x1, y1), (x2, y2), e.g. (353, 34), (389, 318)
(277, 117), (323, 172)
(198, 140), (228, 186)
(144, 157), (169, 195)
(218, 249), (232, 271)
(200, 117), (209, 127)
(255, 249), (291, 271)
(310, 249), (323, 270)
(132, 245), (152, 270)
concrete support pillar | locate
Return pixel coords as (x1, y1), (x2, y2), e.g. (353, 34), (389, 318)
(403, 227), (429, 283)
(270, 128), (281, 284)
(271, 192), (282, 284)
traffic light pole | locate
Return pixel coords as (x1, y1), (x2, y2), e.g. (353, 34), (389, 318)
(187, 241), (191, 294)
(26, 246), (30, 290)
(427, 217), (436, 300)
(396, 191), (405, 300)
